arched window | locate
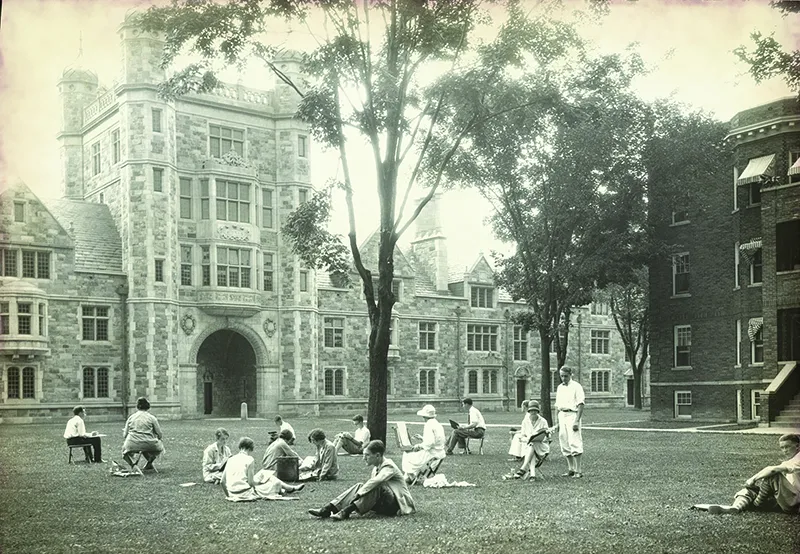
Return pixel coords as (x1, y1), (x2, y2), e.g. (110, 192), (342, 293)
(82, 367), (110, 398)
(6, 366), (37, 399)
(419, 369), (436, 395)
(482, 369), (498, 394)
(467, 369), (478, 395)
(22, 367), (35, 398)
(324, 368), (345, 396)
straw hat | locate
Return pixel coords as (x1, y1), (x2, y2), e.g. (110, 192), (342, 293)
(416, 404), (436, 418)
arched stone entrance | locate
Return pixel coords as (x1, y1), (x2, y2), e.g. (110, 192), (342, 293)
(196, 330), (257, 417)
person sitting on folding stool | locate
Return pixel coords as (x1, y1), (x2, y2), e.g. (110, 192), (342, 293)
(64, 405), (105, 463)
(401, 404), (446, 483)
(503, 400), (551, 481)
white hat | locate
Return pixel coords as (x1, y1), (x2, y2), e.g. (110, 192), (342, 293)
(416, 404), (436, 418)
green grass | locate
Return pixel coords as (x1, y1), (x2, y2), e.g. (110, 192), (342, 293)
(0, 411), (797, 554)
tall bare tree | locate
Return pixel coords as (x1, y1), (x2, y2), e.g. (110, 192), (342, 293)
(141, 0), (563, 440)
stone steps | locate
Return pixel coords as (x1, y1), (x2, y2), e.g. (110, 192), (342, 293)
(774, 389), (800, 426)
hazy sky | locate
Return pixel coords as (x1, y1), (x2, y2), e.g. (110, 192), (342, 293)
(0, 0), (797, 267)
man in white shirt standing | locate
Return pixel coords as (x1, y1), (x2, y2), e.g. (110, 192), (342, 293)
(64, 405), (104, 463)
(446, 398), (486, 455)
(554, 365), (585, 478)
(334, 414), (371, 455)
(274, 415), (295, 442)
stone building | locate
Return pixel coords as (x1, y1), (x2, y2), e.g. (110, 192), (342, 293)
(0, 17), (646, 423)
(649, 97), (800, 426)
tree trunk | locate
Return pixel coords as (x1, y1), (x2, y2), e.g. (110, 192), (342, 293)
(634, 350), (648, 410)
(630, 358), (642, 410)
(538, 327), (554, 425)
(365, 230), (395, 444)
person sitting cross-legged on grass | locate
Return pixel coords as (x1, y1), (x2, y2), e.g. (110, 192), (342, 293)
(446, 398), (486, 455)
(401, 404), (446, 484)
(221, 437), (304, 502)
(202, 428), (231, 484)
(262, 429), (302, 470)
(333, 414), (371, 455)
(705, 433), (800, 515)
(299, 428), (339, 482)
(503, 400), (551, 481)
(308, 440), (416, 521)
(122, 397), (164, 474)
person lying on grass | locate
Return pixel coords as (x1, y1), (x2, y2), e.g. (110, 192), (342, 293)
(221, 437), (304, 502)
(308, 440), (415, 520)
(202, 428), (231, 484)
(705, 433), (800, 515)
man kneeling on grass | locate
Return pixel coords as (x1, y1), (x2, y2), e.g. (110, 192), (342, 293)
(308, 440), (415, 520)
(705, 433), (800, 515)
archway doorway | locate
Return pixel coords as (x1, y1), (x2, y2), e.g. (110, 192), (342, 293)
(516, 380), (527, 408)
(196, 330), (257, 417)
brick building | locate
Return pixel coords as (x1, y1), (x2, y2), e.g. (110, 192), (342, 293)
(0, 16), (647, 423)
(649, 97), (800, 426)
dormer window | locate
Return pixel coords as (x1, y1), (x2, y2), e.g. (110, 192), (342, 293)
(470, 285), (493, 308)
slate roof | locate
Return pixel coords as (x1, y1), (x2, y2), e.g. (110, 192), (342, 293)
(41, 198), (123, 273)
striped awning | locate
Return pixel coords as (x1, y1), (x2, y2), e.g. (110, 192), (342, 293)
(739, 238), (762, 265)
(789, 156), (800, 176)
(738, 155), (775, 185)
(748, 317), (763, 341)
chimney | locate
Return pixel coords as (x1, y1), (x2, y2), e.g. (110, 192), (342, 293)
(411, 194), (449, 293)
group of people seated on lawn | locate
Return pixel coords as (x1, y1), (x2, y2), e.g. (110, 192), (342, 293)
(67, 388), (800, 518)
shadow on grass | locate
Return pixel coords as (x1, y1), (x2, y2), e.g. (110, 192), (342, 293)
(0, 416), (797, 554)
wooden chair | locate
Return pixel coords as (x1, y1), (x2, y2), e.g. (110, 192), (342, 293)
(67, 443), (92, 464)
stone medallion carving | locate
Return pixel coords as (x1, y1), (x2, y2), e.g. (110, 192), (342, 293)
(217, 224), (249, 242)
(263, 318), (276, 338)
(180, 313), (196, 335)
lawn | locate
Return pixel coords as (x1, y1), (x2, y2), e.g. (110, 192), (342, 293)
(0, 410), (797, 554)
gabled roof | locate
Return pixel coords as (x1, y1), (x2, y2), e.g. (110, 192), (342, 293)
(0, 178), (73, 250)
(41, 198), (123, 273)
(355, 229), (415, 277)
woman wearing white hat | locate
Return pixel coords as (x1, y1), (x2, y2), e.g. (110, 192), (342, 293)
(401, 404), (446, 482)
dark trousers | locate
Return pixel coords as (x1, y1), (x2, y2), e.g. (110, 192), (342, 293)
(332, 483), (400, 516)
(67, 436), (102, 463)
(447, 427), (485, 451)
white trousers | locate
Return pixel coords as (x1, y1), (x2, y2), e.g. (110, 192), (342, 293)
(557, 411), (583, 456)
